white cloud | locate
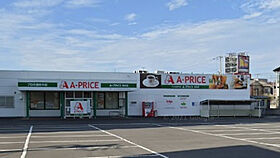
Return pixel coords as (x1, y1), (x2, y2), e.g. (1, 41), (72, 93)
(64, 0), (101, 8)
(110, 22), (120, 26)
(166, 0), (188, 11)
(241, 0), (280, 14)
(128, 22), (137, 26)
(125, 13), (136, 22)
(260, 0), (280, 9)
(243, 12), (262, 19)
(13, 0), (63, 8)
(241, 0), (280, 23)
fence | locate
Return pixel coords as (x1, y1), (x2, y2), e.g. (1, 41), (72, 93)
(200, 100), (261, 118)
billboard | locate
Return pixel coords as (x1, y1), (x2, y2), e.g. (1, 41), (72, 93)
(225, 55), (238, 74)
(140, 73), (161, 88)
(162, 74), (209, 89)
(238, 55), (250, 73)
(140, 73), (249, 90)
(209, 74), (249, 89)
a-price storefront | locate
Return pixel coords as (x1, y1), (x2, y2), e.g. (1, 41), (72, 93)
(0, 70), (252, 118)
(0, 70), (137, 118)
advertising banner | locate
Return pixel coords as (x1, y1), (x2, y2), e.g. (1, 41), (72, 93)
(70, 101), (90, 114)
(140, 73), (161, 88)
(225, 55), (238, 74)
(209, 74), (249, 89)
(157, 94), (195, 116)
(140, 73), (249, 90)
(161, 74), (209, 89)
(238, 55), (250, 73)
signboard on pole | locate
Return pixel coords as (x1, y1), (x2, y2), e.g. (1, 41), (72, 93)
(238, 55), (250, 73)
(225, 54), (238, 74)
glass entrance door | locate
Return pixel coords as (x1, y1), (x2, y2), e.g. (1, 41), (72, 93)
(64, 91), (93, 118)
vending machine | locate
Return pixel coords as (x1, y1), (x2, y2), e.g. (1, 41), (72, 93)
(142, 102), (155, 117)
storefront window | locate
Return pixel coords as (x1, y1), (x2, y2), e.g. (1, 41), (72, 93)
(45, 92), (59, 110)
(30, 92), (44, 110)
(97, 92), (105, 109)
(30, 92), (60, 110)
(0, 96), (14, 108)
(66, 91), (73, 98)
(75, 91), (83, 98)
(105, 92), (118, 109)
(84, 91), (91, 98)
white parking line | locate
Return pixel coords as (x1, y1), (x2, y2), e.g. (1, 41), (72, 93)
(0, 136), (27, 139)
(31, 131), (103, 135)
(29, 145), (138, 151)
(217, 133), (275, 136)
(32, 126), (89, 129)
(0, 149), (22, 152)
(20, 125), (33, 158)
(0, 129), (30, 132)
(0, 142), (25, 144)
(32, 129), (97, 132)
(215, 125), (280, 135)
(154, 124), (280, 149)
(29, 139), (121, 144)
(246, 137), (280, 140)
(30, 134), (112, 138)
(90, 123), (152, 126)
(236, 123), (279, 126)
(83, 155), (160, 158)
(88, 124), (168, 158)
(194, 129), (247, 132)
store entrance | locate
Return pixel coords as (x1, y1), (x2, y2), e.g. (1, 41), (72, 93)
(64, 91), (93, 118)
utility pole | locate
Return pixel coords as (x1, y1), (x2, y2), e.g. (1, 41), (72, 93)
(213, 56), (224, 74)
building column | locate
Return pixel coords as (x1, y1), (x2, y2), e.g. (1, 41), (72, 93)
(93, 92), (97, 118)
(125, 91), (128, 117)
(60, 92), (65, 119)
(26, 91), (30, 118)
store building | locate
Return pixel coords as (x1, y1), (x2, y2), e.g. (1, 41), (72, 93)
(0, 70), (254, 118)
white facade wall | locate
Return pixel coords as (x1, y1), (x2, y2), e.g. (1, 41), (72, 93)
(0, 78), (25, 117)
(0, 70), (251, 117)
(0, 70), (138, 117)
(128, 89), (250, 116)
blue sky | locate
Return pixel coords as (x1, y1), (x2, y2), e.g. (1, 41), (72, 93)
(0, 0), (280, 80)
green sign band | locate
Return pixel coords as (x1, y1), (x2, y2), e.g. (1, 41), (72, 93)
(101, 83), (137, 88)
(18, 82), (58, 87)
(177, 95), (189, 97)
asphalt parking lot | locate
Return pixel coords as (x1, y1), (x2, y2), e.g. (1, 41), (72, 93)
(1, 117), (280, 158)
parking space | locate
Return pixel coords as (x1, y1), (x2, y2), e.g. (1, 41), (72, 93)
(0, 125), (30, 158)
(1, 119), (280, 158)
(26, 124), (164, 158)
(157, 122), (280, 154)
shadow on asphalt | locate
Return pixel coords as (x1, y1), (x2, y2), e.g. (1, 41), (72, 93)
(135, 145), (280, 158)
(1, 145), (280, 158)
(1, 117), (280, 134)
